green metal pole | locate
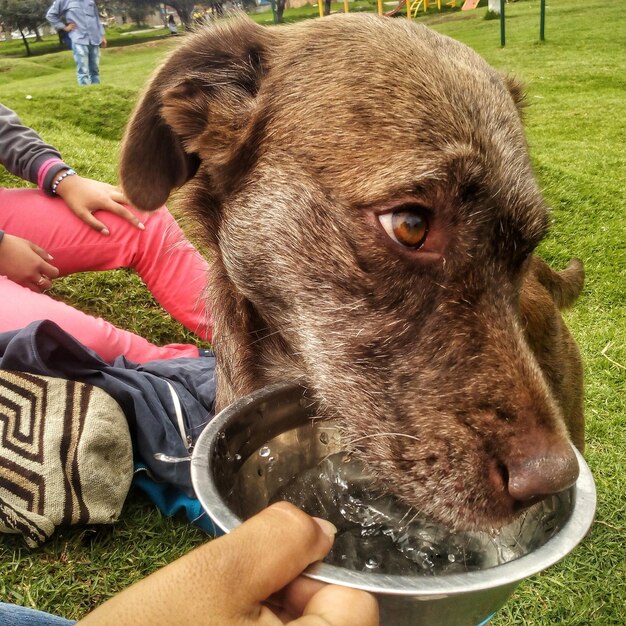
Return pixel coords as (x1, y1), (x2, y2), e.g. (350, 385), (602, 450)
(540, 0), (546, 41)
(500, 0), (505, 47)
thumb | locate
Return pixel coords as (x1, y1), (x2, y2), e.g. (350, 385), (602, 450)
(29, 241), (54, 262)
(216, 502), (337, 610)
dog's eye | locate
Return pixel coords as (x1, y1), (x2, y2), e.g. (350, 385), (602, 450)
(378, 207), (429, 249)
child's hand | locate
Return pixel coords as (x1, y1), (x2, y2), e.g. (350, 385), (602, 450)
(0, 234), (59, 291)
(54, 173), (145, 235)
(78, 502), (379, 626)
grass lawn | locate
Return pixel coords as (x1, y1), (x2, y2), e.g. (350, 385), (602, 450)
(0, 0), (624, 623)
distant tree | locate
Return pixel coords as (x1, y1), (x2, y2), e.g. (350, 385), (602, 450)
(0, 0), (49, 55)
(166, 0), (196, 30)
(106, 0), (161, 26)
(118, 0), (160, 26)
(102, 0), (125, 23)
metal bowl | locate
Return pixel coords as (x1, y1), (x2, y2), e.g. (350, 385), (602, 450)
(191, 382), (596, 626)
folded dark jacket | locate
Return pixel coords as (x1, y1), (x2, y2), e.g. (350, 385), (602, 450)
(0, 320), (216, 496)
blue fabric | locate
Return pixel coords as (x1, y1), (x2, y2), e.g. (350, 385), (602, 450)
(0, 320), (216, 497)
(0, 603), (75, 626)
(46, 0), (104, 46)
(133, 464), (224, 536)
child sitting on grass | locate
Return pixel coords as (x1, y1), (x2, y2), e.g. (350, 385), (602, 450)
(0, 102), (212, 363)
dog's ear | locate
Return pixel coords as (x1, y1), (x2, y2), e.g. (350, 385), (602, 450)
(119, 18), (273, 211)
(530, 257), (585, 310)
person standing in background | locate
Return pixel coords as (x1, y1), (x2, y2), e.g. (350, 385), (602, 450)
(46, 0), (107, 85)
(167, 14), (177, 36)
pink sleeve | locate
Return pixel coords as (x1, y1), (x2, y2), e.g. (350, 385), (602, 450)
(37, 157), (65, 190)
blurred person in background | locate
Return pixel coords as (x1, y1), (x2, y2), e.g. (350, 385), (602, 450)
(46, 0), (107, 85)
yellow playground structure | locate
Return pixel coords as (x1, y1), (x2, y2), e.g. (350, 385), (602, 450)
(313, 0), (543, 49)
(316, 0), (458, 20)
(407, 0), (457, 17)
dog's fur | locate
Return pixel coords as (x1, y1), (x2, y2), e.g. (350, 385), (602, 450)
(119, 14), (585, 531)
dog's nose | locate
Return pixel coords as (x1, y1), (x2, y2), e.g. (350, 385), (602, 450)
(507, 445), (579, 502)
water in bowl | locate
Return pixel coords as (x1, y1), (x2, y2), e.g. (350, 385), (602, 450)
(268, 451), (571, 576)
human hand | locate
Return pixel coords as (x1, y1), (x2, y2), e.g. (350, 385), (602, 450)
(54, 173), (144, 235)
(100, 37), (107, 48)
(63, 22), (76, 32)
(0, 234), (59, 292)
(78, 502), (379, 626)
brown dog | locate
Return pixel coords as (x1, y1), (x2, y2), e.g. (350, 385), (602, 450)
(119, 14), (585, 532)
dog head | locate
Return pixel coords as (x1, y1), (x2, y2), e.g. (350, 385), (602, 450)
(120, 14), (580, 531)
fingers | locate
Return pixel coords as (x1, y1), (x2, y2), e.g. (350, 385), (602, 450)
(28, 262), (58, 292)
(74, 203), (144, 235)
(58, 176), (145, 233)
(30, 242), (55, 264)
(99, 187), (146, 229)
(41, 259), (59, 278)
(29, 274), (53, 293)
(77, 210), (111, 235)
(109, 188), (130, 205)
(29, 264), (58, 292)
(27, 243), (60, 290)
(101, 198), (145, 230)
(207, 502), (337, 613)
(267, 576), (327, 619)
(296, 585), (379, 626)
(79, 503), (338, 626)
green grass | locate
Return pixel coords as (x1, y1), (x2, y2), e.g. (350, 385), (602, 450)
(1, 0), (624, 623)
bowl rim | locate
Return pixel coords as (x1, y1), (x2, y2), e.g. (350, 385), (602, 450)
(191, 382), (596, 597)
